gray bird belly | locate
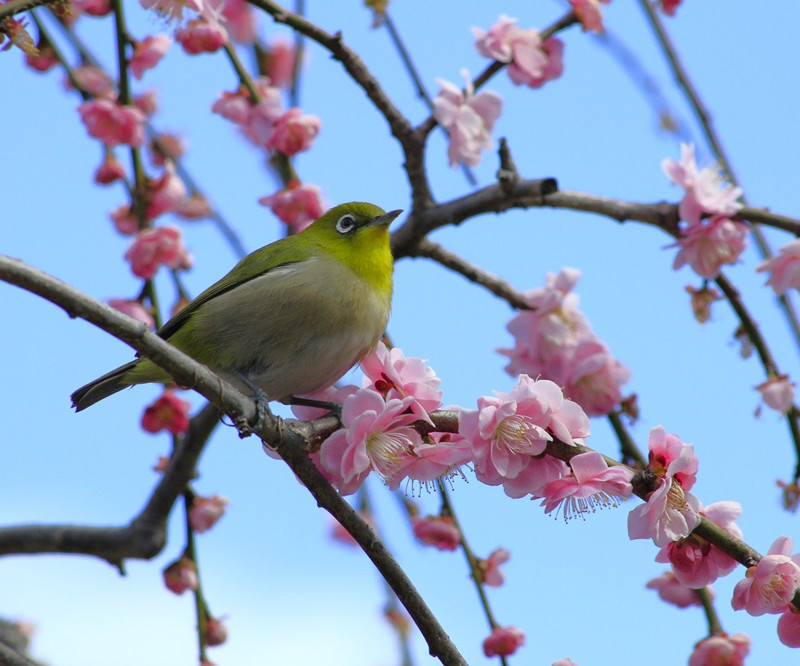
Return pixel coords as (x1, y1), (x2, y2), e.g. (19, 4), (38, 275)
(190, 258), (388, 400)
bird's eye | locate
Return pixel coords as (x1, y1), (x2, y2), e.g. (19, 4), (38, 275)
(336, 214), (356, 234)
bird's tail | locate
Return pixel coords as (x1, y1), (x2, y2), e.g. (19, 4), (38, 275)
(71, 361), (138, 411)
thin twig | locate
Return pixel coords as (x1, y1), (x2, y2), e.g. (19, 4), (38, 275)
(0, 0), (53, 21)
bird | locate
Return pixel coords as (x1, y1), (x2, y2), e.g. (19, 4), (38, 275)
(71, 202), (402, 412)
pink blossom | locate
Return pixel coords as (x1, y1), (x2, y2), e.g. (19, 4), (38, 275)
(189, 495), (230, 533)
(432, 72), (502, 167)
(176, 18), (228, 54)
(139, 0), (202, 22)
(539, 451), (632, 521)
(385, 433), (472, 491)
(472, 16), (563, 89)
(689, 633), (750, 666)
(141, 390), (191, 435)
(672, 215), (749, 279)
(66, 65), (115, 98)
(478, 547), (510, 587)
(628, 427), (701, 546)
(265, 108), (321, 157)
(646, 571), (704, 608)
(130, 34), (171, 79)
(757, 240), (800, 294)
(756, 375), (796, 414)
(361, 341), (442, 418)
(662, 143), (743, 225)
(221, 0), (257, 43)
(552, 660), (579, 666)
(75, 0), (113, 16)
(732, 536), (800, 616)
(561, 338), (631, 417)
(319, 388), (424, 495)
(163, 556), (198, 594)
(259, 181), (325, 232)
(78, 99), (146, 148)
(110, 204), (139, 235)
(134, 89), (159, 115)
(124, 225), (193, 279)
(483, 626), (525, 658)
(459, 375), (589, 496)
(94, 151), (126, 185)
(778, 608), (800, 648)
(412, 515), (460, 551)
(661, 0), (682, 15)
(145, 164), (188, 220)
(25, 40), (58, 72)
(211, 79), (284, 147)
(259, 38), (297, 87)
(176, 193), (213, 220)
(108, 299), (155, 329)
(205, 617), (227, 646)
(656, 501), (742, 588)
(569, 0), (610, 34)
(149, 132), (187, 166)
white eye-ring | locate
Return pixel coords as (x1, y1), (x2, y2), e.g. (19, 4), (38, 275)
(336, 214), (356, 234)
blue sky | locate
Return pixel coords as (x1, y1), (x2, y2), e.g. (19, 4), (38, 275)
(2, 1), (800, 665)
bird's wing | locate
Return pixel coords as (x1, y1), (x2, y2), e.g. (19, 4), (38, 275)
(156, 237), (317, 341)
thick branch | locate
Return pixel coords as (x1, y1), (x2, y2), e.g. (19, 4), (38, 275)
(0, 403), (220, 564)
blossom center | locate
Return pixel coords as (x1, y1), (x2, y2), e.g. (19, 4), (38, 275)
(494, 415), (548, 456)
(366, 431), (411, 479)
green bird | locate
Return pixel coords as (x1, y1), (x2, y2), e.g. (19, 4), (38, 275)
(71, 202), (402, 411)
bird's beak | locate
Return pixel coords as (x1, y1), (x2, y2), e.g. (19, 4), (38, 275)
(367, 209), (403, 228)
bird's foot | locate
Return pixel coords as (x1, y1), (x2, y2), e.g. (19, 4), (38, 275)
(287, 396), (342, 419)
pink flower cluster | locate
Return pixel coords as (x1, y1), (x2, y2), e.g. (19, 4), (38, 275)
(317, 346), (469, 495)
(732, 537), (800, 617)
(189, 494), (230, 533)
(211, 77), (320, 157)
(483, 626), (525, 658)
(569, 0), (612, 34)
(756, 375), (796, 415)
(124, 225), (193, 279)
(78, 99), (146, 148)
(498, 268), (630, 416)
(432, 72), (502, 167)
(259, 181), (325, 232)
(757, 240), (800, 295)
(662, 143), (747, 278)
(141, 389), (191, 435)
(473, 15), (563, 88)
(628, 426), (701, 547)
(689, 633), (750, 666)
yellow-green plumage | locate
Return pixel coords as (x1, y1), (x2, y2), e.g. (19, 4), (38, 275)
(71, 202), (400, 411)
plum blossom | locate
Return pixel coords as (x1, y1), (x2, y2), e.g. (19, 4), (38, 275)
(499, 268), (630, 417)
(139, 0), (203, 23)
(265, 108), (321, 157)
(361, 341), (443, 419)
(144, 164), (188, 220)
(150, 132), (187, 166)
(94, 151), (126, 185)
(757, 239), (800, 294)
(538, 450), (632, 521)
(205, 617), (227, 646)
(319, 388), (425, 495)
(483, 626), (525, 658)
(124, 225), (193, 279)
(732, 536), (800, 616)
(477, 547), (510, 587)
(221, 0), (257, 43)
(66, 65), (115, 99)
(628, 426), (701, 547)
(75, 0), (113, 16)
(110, 204), (138, 235)
(432, 71), (502, 167)
(175, 18), (228, 54)
(459, 375), (589, 497)
(259, 181), (325, 232)
(141, 390), (191, 435)
(672, 215), (748, 279)
(778, 608), (800, 648)
(78, 99), (146, 147)
(163, 556), (198, 594)
(177, 193), (213, 220)
(25, 36), (58, 72)
(569, 0), (611, 34)
(385, 433), (472, 491)
(108, 299), (155, 329)
(661, 0), (682, 15)
(472, 15), (563, 88)
(689, 633), (750, 666)
(756, 375), (795, 415)
(646, 571), (705, 608)
(552, 660), (579, 666)
(211, 78), (284, 148)
(130, 34), (171, 79)
(259, 38), (297, 87)
(412, 515), (460, 551)
(655, 501), (742, 588)
(189, 495), (230, 533)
